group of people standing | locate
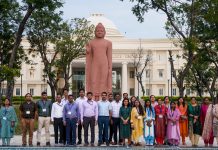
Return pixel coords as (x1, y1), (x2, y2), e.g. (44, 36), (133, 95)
(0, 89), (218, 148)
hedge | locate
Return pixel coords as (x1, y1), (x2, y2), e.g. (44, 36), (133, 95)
(141, 96), (212, 102)
(0, 96), (52, 105)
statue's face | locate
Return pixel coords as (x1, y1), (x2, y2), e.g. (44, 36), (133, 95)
(95, 23), (105, 38)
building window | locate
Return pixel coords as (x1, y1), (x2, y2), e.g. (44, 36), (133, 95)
(16, 88), (20, 96)
(159, 88), (164, 96)
(158, 69), (164, 78)
(130, 88), (135, 96)
(129, 71), (135, 78)
(172, 88), (177, 96)
(186, 89), (191, 96)
(30, 88), (34, 96)
(146, 89), (150, 96)
(1, 88), (6, 96)
(145, 70), (150, 78)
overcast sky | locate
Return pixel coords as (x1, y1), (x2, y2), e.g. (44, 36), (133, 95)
(61, 0), (168, 39)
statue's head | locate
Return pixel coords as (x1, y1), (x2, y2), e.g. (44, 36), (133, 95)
(95, 23), (106, 38)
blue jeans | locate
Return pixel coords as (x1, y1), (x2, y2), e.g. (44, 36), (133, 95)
(98, 116), (109, 143)
(66, 118), (77, 145)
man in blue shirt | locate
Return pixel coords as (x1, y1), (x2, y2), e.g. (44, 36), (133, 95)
(98, 92), (112, 146)
(63, 94), (79, 146)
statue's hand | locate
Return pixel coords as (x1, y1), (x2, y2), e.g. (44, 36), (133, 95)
(86, 44), (90, 55)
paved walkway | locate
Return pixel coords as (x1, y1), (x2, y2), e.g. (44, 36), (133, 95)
(0, 125), (218, 149)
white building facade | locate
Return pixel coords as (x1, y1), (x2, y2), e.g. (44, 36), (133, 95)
(2, 14), (195, 97)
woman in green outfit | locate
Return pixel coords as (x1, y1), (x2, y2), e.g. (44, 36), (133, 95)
(0, 98), (18, 146)
(119, 98), (131, 148)
(188, 97), (202, 147)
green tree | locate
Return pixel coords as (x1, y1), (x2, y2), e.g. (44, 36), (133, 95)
(55, 18), (94, 92)
(27, 5), (63, 101)
(131, 45), (151, 97)
(193, 0), (218, 100)
(0, 0), (27, 102)
(122, 0), (201, 97)
(1, 0), (63, 100)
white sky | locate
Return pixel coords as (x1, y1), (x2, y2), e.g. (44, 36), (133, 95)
(61, 0), (168, 39)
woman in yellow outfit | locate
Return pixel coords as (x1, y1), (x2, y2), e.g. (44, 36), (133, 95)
(131, 100), (146, 146)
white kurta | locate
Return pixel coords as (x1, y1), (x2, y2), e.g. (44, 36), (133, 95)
(144, 107), (155, 145)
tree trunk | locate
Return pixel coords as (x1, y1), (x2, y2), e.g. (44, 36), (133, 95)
(178, 81), (185, 97)
(9, 5), (35, 68)
(48, 81), (56, 102)
(6, 79), (14, 103)
(50, 86), (56, 102)
(64, 75), (70, 91)
(0, 82), (2, 105)
(137, 76), (145, 98)
(139, 78), (145, 96)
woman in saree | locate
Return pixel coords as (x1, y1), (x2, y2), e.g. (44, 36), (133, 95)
(177, 97), (188, 145)
(201, 97), (214, 147)
(130, 100), (145, 146)
(154, 98), (168, 145)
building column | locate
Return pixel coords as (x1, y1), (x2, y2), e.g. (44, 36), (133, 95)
(122, 62), (128, 95)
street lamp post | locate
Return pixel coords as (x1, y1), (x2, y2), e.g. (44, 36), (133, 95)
(42, 74), (47, 92)
(168, 57), (174, 99)
(168, 79), (170, 97)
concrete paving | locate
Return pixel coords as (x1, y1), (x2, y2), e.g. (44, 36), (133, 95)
(0, 125), (218, 149)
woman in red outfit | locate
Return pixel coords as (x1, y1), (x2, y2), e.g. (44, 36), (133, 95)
(154, 98), (168, 145)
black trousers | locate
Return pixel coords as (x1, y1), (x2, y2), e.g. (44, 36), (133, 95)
(54, 118), (64, 144)
(78, 123), (82, 143)
(109, 122), (113, 142)
(83, 116), (95, 144)
(112, 117), (121, 143)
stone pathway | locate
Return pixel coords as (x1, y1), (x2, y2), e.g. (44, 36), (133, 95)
(0, 125), (217, 149)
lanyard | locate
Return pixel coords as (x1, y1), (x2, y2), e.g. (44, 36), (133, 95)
(136, 107), (140, 115)
(4, 107), (8, 116)
(159, 105), (162, 113)
(170, 109), (174, 118)
(41, 100), (47, 108)
(87, 100), (93, 105)
(57, 102), (63, 107)
(146, 108), (151, 117)
(68, 103), (74, 111)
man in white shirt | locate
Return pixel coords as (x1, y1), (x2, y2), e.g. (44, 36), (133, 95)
(51, 94), (64, 145)
(61, 89), (69, 144)
(61, 89), (69, 106)
(110, 93), (122, 145)
(75, 88), (87, 145)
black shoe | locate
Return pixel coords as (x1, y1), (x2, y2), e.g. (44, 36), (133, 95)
(46, 142), (50, 146)
(22, 144), (27, 147)
(84, 143), (89, 146)
(77, 141), (82, 145)
(98, 142), (102, 146)
(29, 144), (33, 147)
(91, 143), (95, 147)
(37, 142), (40, 146)
(72, 144), (77, 147)
(106, 142), (110, 146)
